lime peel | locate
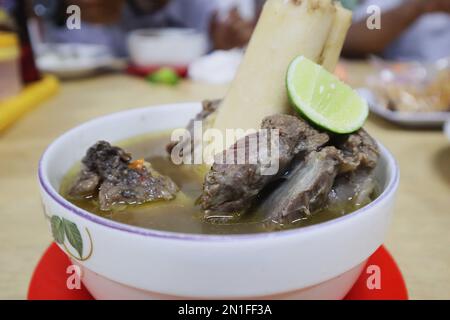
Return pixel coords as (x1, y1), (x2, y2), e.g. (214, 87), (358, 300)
(286, 56), (368, 134)
(147, 67), (180, 86)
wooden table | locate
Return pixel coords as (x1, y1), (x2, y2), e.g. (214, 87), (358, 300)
(0, 65), (449, 299)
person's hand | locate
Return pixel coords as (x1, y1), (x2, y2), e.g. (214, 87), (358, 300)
(66, 0), (125, 24)
(210, 8), (256, 50)
(412, 0), (450, 14)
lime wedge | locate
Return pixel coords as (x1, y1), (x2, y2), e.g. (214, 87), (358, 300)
(286, 56), (368, 134)
(147, 67), (180, 85)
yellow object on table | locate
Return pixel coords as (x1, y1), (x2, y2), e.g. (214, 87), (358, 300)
(0, 32), (19, 60)
(0, 75), (59, 132)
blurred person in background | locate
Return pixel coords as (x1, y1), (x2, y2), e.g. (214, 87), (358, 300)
(33, 0), (258, 56)
(342, 0), (450, 61)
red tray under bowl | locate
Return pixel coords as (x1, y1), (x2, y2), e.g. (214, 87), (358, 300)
(28, 243), (407, 300)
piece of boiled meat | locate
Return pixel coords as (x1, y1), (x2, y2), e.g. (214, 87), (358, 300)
(327, 168), (378, 214)
(333, 129), (379, 173)
(69, 141), (178, 210)
(260, 146), (342, 225)
(98, 161), (178, 210)
(200, 114), (329, 216)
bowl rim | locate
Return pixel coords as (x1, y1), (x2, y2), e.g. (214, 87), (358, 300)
(39, 104), (400, 242)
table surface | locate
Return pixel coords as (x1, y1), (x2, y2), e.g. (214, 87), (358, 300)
(0, 62), (449, 299)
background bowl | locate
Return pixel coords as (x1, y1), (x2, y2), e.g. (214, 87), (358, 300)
(36, 43), (117, 79)
(127, 29), (208, 67)
(39, 103), (399, 299)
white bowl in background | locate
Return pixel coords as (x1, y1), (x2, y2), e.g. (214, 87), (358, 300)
(36, 43), (117, 79)
(127, 29), (208, 67)
(38, 103), (399, 300)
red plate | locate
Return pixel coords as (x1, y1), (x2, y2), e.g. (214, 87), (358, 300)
(28, 243), (407, 300)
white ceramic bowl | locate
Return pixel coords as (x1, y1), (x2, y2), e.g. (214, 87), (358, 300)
(36, 43), (116, 79)
(39, 103), (399, 300)
(127, 29), (208, 67)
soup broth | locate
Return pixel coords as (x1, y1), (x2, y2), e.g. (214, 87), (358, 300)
(60, 131), (379, 235)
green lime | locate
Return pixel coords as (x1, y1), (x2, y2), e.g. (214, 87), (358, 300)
(286, 56), (368, 134)
(147, 68), (180, 85)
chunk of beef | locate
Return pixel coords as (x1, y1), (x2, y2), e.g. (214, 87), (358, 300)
(261, 114), (329, 159)
(334, 129), (379, 173)
(201, 132), (273, 216)
(98, 162), (178, 211)
(260, 147), (341, 224)
(82, 140), (132, 182)
(68, 169), (100, 198)
(167, 100), (221, 155)
(324, 129), (380, 214)
(200, 114), (329, 216)
(68, 141), (178, 210)
(69, 141), (128, 199)
(327, 169), (377, 214)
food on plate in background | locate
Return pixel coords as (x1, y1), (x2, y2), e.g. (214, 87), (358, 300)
(367, 59), (450, 113)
